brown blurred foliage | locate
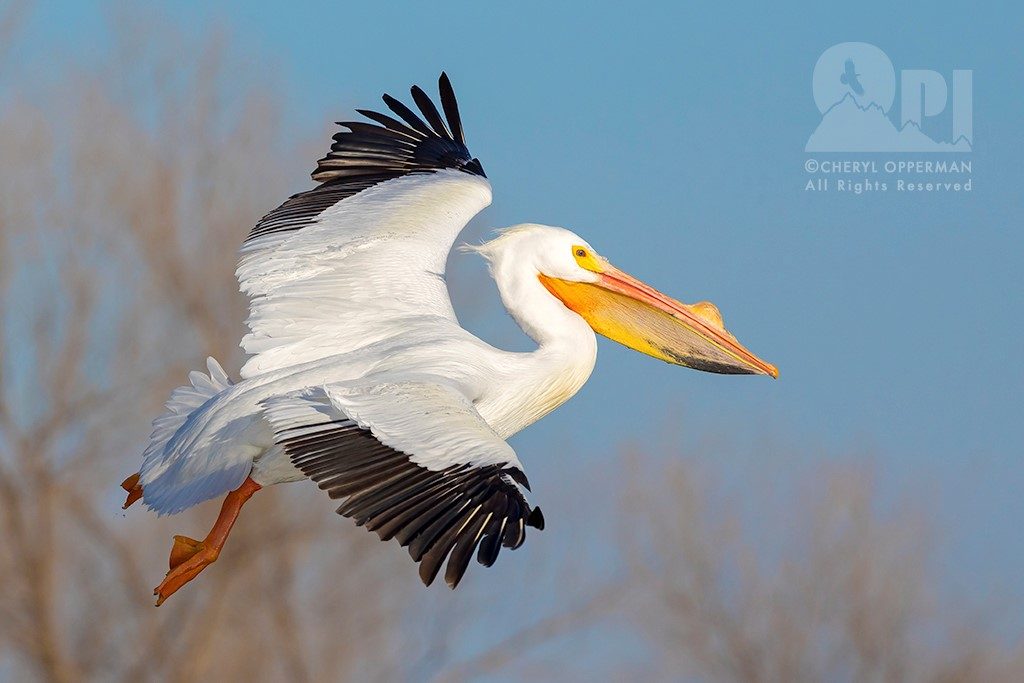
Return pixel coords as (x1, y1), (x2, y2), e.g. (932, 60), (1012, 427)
(623, 456), (1024, 682)
(0, 10), (409, 682)
(1, 6), (1022, 682)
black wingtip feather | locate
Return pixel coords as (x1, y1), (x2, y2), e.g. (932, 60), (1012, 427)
(477, 532), (502, 567)
(410, 84), (451, 139)
(438, 72), (465, 145)
(382, 93), (434, 138)
(444, 514), (488, 588)
(527, 507), (545, 530)
(354, 109), (421, 139)
(505, 467), (531, 491)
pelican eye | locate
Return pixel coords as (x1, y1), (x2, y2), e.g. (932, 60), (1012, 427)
(571, 244), (603, 273)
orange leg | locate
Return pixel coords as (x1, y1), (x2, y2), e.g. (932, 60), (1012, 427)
(153, 477), (261, 606)
(121, 472), (143, 509)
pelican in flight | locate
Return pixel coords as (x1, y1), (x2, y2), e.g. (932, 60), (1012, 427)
(123, 73), (777, 605)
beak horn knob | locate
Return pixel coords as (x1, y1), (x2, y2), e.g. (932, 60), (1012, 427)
(689, 301), (724, 329)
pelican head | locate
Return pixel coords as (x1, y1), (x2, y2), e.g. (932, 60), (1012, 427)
(472, 224), (778, 378)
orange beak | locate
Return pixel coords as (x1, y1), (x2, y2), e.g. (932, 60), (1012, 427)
(539, 263), (778, 378)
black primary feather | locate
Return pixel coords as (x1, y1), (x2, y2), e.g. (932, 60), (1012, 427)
(245, 73), (485, 244)
(277, 419), (541, 589)
(438, 72), (465, 145)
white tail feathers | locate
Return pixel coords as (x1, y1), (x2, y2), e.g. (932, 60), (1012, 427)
(145, 357), (233, 463)
(139, 357), (240, 514)
(140, 358), (234, 507)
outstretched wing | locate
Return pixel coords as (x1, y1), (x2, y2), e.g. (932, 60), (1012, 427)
(261, 380), (544, 588)
(236, 73), (491, 379)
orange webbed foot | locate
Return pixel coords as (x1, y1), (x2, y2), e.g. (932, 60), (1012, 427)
(121, 472), (143, 509)
(154, 537), (219, 606)
(168, 535), (204, 570)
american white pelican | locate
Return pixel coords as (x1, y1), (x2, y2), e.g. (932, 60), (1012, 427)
(123, 73), (777, 605)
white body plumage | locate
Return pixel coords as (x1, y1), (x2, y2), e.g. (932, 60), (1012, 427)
(140, 172), (598, 515)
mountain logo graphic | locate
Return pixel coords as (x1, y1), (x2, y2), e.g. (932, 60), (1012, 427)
(806, 42), (972, 153)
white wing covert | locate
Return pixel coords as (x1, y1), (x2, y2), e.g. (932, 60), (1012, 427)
(236, 73), (492, 379)
(261, 379), (544, 588)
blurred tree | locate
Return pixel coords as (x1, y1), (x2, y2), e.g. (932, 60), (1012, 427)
(0, 10), (410, 682)
(621, 456), (1024, 682)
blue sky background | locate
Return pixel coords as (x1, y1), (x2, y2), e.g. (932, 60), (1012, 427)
(9, 0), (1024, 669)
